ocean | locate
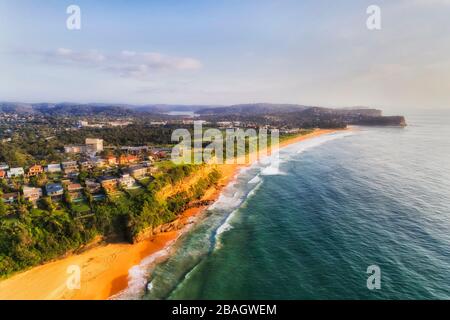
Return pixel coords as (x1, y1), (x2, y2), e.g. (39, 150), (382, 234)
(116, 113), (450, 300)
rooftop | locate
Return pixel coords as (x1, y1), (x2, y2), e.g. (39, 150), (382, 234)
(45, 183), (63, 193)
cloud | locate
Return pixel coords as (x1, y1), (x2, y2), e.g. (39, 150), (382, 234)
(46, 48), (106, 65)
(23, 48), (202, 80)
(110, 51), (202, 78)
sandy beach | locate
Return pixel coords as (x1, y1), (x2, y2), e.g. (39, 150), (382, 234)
(0, 128), (338, 300)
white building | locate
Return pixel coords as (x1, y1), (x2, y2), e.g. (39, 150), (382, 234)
(85, 138), (104, 153)
(7, 167), (25, 178)
(46, 163), (62, 173)
(62, 161), (79, 173)
(23, 186), (43, 202)
(64, 145), (86, 154)
(78, 120), (89, 127)
(118, 174), (136, 189)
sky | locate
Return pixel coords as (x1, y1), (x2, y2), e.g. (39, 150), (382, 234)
(1, 0), (450, 113)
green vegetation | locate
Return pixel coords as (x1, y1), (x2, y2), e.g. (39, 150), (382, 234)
(0, 121), (179, 167)
(0, 163), (221, 278)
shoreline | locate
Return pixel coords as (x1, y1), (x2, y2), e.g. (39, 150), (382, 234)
(0, 128), (340, 300)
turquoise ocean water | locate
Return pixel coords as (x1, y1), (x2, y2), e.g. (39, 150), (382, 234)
(115, 113), (450, 300)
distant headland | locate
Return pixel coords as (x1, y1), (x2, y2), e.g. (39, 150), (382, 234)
(0, 102), (406, 127)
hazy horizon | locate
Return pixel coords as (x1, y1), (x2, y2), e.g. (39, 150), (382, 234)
(1, 0), (450, 114)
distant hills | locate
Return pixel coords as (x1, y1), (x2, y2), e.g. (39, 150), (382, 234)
(0, 102), (220, 116)
(0, 102), (378, 116)
(0, 102), (406, 126)
(196, 103), (310, 115)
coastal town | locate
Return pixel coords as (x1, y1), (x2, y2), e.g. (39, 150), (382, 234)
(0, 137), (170, 216)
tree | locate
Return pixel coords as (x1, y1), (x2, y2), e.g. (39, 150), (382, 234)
(85, 190), (94, 207)
(0, 198), (8, 216)
(63, 190), (72, 206)
(35, 173), (48, 187)
(42, 196), (56, 213)
(78, 170), (88, 183)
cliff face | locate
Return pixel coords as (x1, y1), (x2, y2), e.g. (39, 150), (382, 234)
(156, 165), (217, 200)
(133, 165), (220, 243)
(355, 116), (407, 126)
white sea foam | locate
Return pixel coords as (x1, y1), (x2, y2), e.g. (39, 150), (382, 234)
(110, 245), (173, 300)
(238, 165), (252, 174)
(289, 131), (353, 155)
(214, 208), (238, 250)
(214, 179), (263, 249)
(260, 164), (286, 176)
(246, 180), (263, 199)
(110, 217), (199, 300)
(184, 265), (197, 280)
(216, 209), (237, 236)
(248, 175), (261, 184)
(208, 189), (243, 211)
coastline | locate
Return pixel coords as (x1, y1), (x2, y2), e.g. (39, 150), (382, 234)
(0, 128), (340, 300)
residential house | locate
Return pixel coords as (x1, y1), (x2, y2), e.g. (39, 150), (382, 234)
(94, 158), (107, 168)
(149, 121), (167, 126)
(123, 146), (149, 154)
(118, 155), (127, 165)
(126, 165), (147, 179)
(217, 121), (233, 128)
(64, 145), (86, 154)
(142, 161), (153, 167)
(85, 179), (101, 194)
(128, 155), (139, 164)
(68, 172), (80, 179)
(0, 170), (6, 179)
(98, 176), (118, 193)
(148, 166), (159, 175)
(0, 163), (9, 171)
(1, 192), (19, 204)
(62, 161), (79, 174)
(152, 149), (169, 159)
(118, 154), (139, 165)
(79, 159), (94, 170)
(118, 174), (135, 189)
(67, 183), (84, 201)
(27, 164), (44, 177)
(23, 186), (43, 203)
(106, 156), (117, 166)
(45, 183), (64, 200)
(7, 167), (25, 178)
(46, 163), (62, 173)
